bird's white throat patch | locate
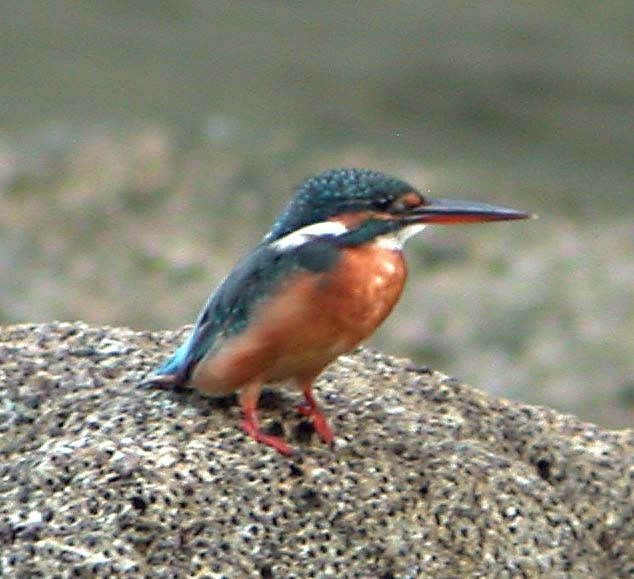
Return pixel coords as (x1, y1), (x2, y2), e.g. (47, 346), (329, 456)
(374, 224), (427, 251)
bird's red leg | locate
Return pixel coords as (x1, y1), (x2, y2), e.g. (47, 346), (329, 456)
(239, 380), (295, 456)
(297, 378), (334, 446)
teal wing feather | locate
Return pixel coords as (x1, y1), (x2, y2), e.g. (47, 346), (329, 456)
(145, 238), (342, 386)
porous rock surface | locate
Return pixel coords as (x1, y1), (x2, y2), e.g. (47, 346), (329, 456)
(0, 322), (632, 578)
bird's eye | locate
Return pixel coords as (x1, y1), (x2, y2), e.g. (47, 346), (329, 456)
(388, 192), (423, 213)
(373, 197), (392, 211)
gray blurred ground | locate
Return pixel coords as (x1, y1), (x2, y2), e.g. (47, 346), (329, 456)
(0, 1), (632, 426)
(1, 323), (632, 577)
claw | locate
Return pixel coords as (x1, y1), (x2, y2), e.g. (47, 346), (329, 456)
(298, 381), (335, 446)
(241, 418), (295, 456)
(296, 403), (313, 417)
(240, 380), (296, 456)
(311, 410), (335, 446)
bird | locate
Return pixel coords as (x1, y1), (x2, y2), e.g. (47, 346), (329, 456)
(142, 168), (531, 455)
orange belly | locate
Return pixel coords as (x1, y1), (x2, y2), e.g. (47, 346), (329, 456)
(191, 244), (407, 395)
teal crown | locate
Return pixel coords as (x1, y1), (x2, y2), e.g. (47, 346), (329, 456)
(265, 168), (416, 242)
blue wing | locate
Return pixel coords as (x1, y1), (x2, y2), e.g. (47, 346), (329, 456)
(143, 238), (342, 387)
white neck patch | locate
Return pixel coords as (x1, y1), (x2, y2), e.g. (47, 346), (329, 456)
(269, 221), (348, 251)
(269, 221), (427, 252)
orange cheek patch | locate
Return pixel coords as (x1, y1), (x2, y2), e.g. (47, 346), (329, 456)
(329, 211), (372, 228)
(329, 210), (393, 228)
(401, 192), (423, 208)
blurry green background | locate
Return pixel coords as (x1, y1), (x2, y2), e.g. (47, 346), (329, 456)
(1, 1), (632, 427)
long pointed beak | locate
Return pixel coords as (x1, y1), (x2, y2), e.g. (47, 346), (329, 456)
(405, 198), (534, 224)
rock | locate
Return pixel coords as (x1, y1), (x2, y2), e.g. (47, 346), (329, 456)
(0, 322), (632, 578)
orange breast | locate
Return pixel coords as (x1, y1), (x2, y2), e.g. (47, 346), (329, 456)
(311, 242), (407, 343)
(192, 244), (407, 395)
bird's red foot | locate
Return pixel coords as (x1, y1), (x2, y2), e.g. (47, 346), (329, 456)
(240, 382), (295, 456)
(241, 418), (295, 456)
(297, 403), (334, 446)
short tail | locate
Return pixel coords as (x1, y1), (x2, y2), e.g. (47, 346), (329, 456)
(140, 331), (195, 389)
(140, 349), (192, 390)
(139, 372), (185, 390)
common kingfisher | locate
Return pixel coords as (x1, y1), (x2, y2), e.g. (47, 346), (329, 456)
(143, 168), (531, 455)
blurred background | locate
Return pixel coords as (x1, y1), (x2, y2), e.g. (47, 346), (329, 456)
(1, 1), (632, 427)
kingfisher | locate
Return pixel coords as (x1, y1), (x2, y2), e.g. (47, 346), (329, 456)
(143, 168), (531, 455)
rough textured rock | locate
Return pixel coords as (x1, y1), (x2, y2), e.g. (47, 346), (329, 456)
(0, 322), (632, 578)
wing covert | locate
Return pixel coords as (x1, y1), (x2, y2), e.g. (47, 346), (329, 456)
(163, 238), (342, 381)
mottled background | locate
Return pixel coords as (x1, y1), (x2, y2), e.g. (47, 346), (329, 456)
(1, 1), (632, 426)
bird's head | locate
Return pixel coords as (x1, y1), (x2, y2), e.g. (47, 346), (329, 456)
(265, 168), (532, 250)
